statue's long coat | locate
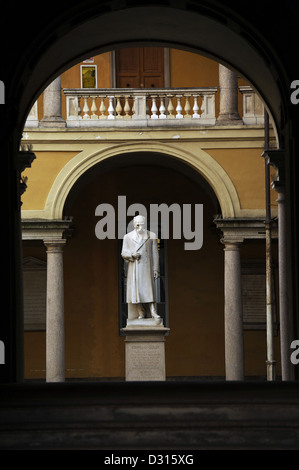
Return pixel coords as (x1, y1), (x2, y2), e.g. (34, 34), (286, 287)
(121, 230), (159, 304)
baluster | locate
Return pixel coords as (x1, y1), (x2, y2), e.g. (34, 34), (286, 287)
(159, 96), (167, 119)
(184, 94), (191, 118)
(132, 96), (136, 117)
(192, 94), (200, 118)
(124, 95), (131, 119)
(99, 96), (107, 119)
(77, 96), (82, 119)
(167, 95), (175, 119)
(115, 96), (123, 119)
(107, 96), (115, 120)
(83, 96), (90, 119)
(200, 94), (206, 116)
(151, 96), (158, 119)
(90, 96), (98, 119)
(176, 95), (183, 119)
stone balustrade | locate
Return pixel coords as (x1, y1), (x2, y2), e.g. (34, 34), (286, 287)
(63, 87), (218, 127)
(24, 85), (265, 128)
(239, 86), (264, 124)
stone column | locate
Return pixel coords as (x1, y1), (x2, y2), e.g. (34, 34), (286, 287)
(222, 240), (244, 380)
(217, 64), (242, 124)
(44, 239), (67, 382)
(266, 149), (294, 380)
(276, 186), (294, 380)
(40, 76), (66, 127)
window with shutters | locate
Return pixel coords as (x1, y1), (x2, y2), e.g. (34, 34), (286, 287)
(241, 259), (278, 333)
(23, 257), (47, 331)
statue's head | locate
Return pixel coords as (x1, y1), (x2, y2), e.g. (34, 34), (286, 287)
(133, 215), (146, 233)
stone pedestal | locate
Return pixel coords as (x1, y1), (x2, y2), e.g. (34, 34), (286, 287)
(122, 324), (169, 381)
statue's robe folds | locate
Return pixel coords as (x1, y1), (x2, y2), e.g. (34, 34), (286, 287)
(121, 230), (159, 304)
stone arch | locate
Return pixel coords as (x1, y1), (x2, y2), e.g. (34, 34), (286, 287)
(4, 1), (299, 387)
(15, 3), (287, 140)
(24, 142), (241, 220)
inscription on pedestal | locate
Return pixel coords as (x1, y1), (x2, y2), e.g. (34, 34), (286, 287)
(126, 341), (165, 381)
(123, 327), (169, 381)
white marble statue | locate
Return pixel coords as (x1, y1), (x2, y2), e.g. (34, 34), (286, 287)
(121, 215), (160, 320)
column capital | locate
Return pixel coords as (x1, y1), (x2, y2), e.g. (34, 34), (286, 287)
(221, 237), (244, 248)
(214, 216), (278, 241)
(275, 184), (286, 200)
(273, 180), (285, 195)
(263, 149), (285, 187)
(22, 218), (73, 241)
(44, 238), (67, 252)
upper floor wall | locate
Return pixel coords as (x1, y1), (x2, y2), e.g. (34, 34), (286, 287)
(25, 48), (264, 127)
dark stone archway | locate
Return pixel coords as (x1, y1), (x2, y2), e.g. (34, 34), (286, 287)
(6, 2), (290, 137)
(1, 0), (299, 385)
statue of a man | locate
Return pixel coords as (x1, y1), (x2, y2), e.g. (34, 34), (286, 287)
(121, 215), (160, 320)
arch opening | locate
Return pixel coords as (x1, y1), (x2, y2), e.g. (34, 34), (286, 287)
(17, 2), (290, 385)
(24, 143), (241, 221)
(61, 150), (226, 380)
(17, 4), (287, 141)
(63, 151), (221, 219)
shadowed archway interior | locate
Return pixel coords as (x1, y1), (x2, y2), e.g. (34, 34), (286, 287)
(63, 152), (220, 218)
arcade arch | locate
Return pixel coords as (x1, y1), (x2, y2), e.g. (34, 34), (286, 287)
(21, 143), (241, 221)
(3, 1), (296, 384)
(51, 151), (227, 380)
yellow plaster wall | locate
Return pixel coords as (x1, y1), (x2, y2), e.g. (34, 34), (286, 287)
(206, 148), (278, 210)
(21, 151), (78, 210)
(37, 53), (111, 120)
(165, 49), (246, 117)
(21, 143), (272, 216)
(170, 49), (219, 87)
(61, 53), (111, 119)
(36, 48), (248, 121)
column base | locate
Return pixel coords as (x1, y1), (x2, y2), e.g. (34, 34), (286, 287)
(40, 117), (66, 128)
(121, 326), (170, 381)
(216, 113), (243, 125)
